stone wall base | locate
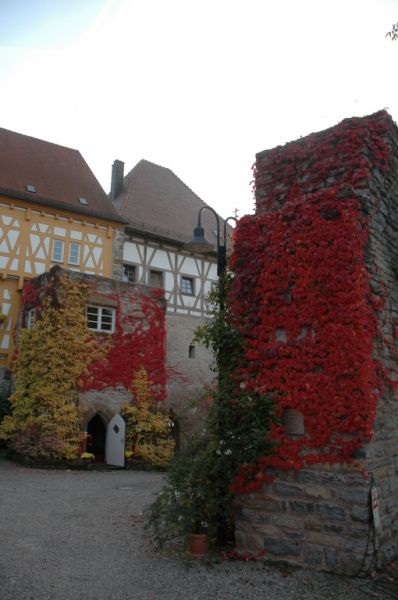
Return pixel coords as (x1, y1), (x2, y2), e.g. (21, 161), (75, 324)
(234, 463), (395, 576)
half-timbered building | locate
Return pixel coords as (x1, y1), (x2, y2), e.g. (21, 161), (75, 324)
(0, 127), (125, 375)
(110, 159), (226, 436)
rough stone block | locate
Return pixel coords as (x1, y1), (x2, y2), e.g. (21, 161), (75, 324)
(273, 483), (303, 497)
(324, 547), (338, 569)
(235, 527), (264, 552)
(324, 523), (344, 534)
(284, 529), (305, 541)
(304, 519), (322, 532)
(295, 469), (319, 483)
(305, 485), (332, 499)
(290, 501), (315, 515)
(303, 544), (323, 567)
(307, 530), (344, 549)
(260, 497), (284, 512)
(337, 488), (370, 505)
(273, 515), (303, 530)
(263, 537), (301, 557)
(316, 504), (346, 521)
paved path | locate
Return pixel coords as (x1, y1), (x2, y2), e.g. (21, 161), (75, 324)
(0, 459), (390, 599)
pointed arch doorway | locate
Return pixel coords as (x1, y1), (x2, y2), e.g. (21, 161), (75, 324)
(87, 414), (107, 462)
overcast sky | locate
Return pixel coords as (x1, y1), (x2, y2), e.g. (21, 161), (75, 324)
(1, 0), (398, 219)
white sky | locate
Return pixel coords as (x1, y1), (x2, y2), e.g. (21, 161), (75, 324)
(1, 0), (398, 219)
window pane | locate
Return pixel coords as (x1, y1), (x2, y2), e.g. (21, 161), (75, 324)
(52, 239), (64, 262)
(149, 270), (163, 287)
(100, 308), (114, 331)
(69, 243), (80, 265)
(123, 264), (136, 283)
(181, 276), (193, 295)
(27, 308), (35, 329)
(87, 306), (99, 329)
(86, 306), (115, 333)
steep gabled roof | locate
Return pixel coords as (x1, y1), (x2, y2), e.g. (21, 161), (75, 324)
(0, 127), (124, 224)
(113, 159), (229, 246)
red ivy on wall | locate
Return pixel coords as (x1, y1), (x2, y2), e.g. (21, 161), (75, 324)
(80, 291), (166, 401)
(229, 111), (395, 493)
(22, 270), (166, 402)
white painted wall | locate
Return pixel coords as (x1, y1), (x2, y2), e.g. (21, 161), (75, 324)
(122, 236), (218, 317)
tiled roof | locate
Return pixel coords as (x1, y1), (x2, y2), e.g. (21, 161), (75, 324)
(113, 159), (230, 246)
(0, 127), (124, 223)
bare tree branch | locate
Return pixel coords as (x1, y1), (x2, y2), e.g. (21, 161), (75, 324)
(386, 22), (398, 41)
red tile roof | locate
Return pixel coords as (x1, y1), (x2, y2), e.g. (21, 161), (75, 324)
(113, 159), (231, 246)
(0, 127), (124, 223)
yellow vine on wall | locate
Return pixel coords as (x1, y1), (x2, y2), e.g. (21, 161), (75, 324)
(122, 367), (174, 466)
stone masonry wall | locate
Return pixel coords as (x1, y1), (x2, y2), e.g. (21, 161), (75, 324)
(235, 464), (373, 574)
(234, 111), (398, 574)
(361, 113), (398, 564)
(166, 313), (214, 444)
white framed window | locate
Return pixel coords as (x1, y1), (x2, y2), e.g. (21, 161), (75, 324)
(181, 276), (194, 295)
(122, 264), (136, 283)
(26, 308), (35, 329)
(68, 242), (80, 265)
(52, 239), (64, 262)
(86, 305), (115, 333)
(149, 269), (163, 288)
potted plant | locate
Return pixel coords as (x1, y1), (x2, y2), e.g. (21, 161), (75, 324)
(145, 437), (218, 555)
(80, 451), (95, 468)
(0, 311), (6, 325)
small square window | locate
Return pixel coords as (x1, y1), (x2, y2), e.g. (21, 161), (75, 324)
(69, 243), (80, 265)
(181, 276), (194, 295)
(283, 409), (305, 437)
(87, 305), (115, 333)
(52, 239), (64, 262)
(122, 264), (136, 283)
(149, 270), (163, 288)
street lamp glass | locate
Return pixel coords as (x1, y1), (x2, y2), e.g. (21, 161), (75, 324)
(185, 226), (215, 254)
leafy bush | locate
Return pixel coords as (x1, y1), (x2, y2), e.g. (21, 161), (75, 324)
(121, 367), (174, 466)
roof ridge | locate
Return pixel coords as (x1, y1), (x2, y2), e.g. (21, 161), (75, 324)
(123, 158), (221, 215)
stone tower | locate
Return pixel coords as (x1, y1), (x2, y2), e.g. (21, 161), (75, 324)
(232, 111), (398, 574)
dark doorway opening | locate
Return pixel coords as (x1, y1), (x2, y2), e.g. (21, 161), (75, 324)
(87, 414), (106, 462)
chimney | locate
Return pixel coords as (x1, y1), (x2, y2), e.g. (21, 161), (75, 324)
(110, 159), (124, 201)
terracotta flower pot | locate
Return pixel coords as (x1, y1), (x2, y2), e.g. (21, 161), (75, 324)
(187, 533), (208, 556)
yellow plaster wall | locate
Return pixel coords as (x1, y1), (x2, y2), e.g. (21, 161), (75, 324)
(0, 279), (19, 368)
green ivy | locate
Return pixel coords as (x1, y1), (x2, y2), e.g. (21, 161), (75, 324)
(146, 271), (277, 549)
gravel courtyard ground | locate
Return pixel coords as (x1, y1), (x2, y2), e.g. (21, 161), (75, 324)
(0, 458), (392, 600)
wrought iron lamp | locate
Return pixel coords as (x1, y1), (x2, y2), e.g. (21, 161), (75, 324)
(185, 206), (237, 276)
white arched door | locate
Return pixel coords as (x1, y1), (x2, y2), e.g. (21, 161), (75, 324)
(105, 413), (125, 467)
